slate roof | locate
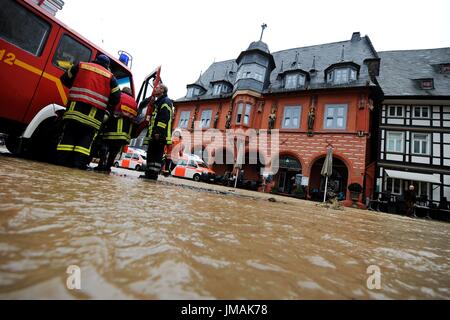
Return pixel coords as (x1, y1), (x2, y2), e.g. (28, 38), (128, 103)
(177, 34), (379, 102)
(378, 48), (450, 97)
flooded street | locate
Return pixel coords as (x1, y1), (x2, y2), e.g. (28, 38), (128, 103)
(0, 153), (449, 299)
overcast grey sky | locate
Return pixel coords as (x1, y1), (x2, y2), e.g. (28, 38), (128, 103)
(58, 0), (450, 100)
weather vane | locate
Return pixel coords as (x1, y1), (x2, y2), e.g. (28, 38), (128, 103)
(260, 23), (267, 41)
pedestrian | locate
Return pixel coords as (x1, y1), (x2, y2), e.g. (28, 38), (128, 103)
(95, 87), (138, 173)
(141, 83), (173, 180)
(161, 128), (183, 176)
(56, 54), (120, 169)
(404, 185), (417, 217)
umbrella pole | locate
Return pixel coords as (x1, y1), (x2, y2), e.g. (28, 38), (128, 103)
(234, 168), (239, 188)
(323, 176), (328, 202)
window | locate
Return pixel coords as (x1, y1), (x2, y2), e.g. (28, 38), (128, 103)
(52, 34), (92, 71)
(285, 74), (297, 89)
(388, 105), (403, 117)
(412, 133), (430, 155)
(244, 104), (251, 125)
(386, 178), (401, 195)
(420, 79), (434, 90)
(386, 131), (404, 153)
(200, 110), (212, 128)
(236, 64), (266, 82)
(285, 73), (305, 89)
(213, 83), (222, 95)
(282, 106), (301, 129)
(236, 103), (252, 125)
(334, 69), (348, 83)
(413, 106), (430, 118)
(132, 154), (139, 160)
(324, 105), (347, 129)
(236, 103), (243, 124)
(0, 0), (51, 56)
(212, 83), (229, 95)
(178, 111), (190, 128)
(412, 181), (429, 197)
(327, 68), (357, 84)
(186, 86), (201, 98)
(440, 64), (450, 74)
(188, 160), (197, 168)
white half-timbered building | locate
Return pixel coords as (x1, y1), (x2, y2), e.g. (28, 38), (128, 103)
(376, 48), (450, 207)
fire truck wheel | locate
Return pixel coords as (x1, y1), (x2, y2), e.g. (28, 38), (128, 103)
(5, 135), (21, 155)
(135, 165), (141, 171)
(193, 174), (201, 182)
(114, 162), (119, 168)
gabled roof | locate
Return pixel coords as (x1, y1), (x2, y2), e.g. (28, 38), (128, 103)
(177, 35), (379, 101)
(378, 48), (450, 96)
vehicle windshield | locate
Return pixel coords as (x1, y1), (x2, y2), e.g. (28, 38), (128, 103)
(197, 162), (208, 168)
(117, 76), (131, 91)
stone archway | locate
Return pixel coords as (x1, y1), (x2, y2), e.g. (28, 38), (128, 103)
(309, 156), (349, 201)
(274, 154), (302, 195)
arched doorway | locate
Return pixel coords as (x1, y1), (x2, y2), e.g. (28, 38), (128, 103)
(309, 156), (348, 201)
(211, 148), (234, 176)
(275, 155), (302, 194)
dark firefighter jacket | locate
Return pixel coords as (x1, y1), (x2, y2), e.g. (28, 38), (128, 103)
(145, 94), (173, 145)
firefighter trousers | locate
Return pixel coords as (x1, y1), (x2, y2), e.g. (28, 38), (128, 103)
(97, 140), (124, 171)
(56, 120), (98, 169)
(144, 139), (165, 180)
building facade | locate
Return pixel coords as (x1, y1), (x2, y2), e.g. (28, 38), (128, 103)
(376, 48), (450, 207)
(173, 32), (383, 205)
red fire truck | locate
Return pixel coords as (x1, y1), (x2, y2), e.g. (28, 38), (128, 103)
(0, 0), (159, 161)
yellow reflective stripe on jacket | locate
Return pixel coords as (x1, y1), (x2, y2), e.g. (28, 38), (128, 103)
(161, 103), (173, 145)
(80, 63), (111, 78)
(56, 144), (75, 151)
(73, 146), (91, 156)
(64, 103), (101, 129)
(64, 111), (102, 130)
(102, 132), (131, 141)
(111, 86), (120, 93)
(121, 105), (138, 116)
(157, 122), (167, 129)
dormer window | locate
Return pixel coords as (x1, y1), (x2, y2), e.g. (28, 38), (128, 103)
(236, 63), (266, 82)
(419, 78), (434, 90)
(212, 82), (231, 96)
(186, 86), (203, 98)
(439, 64), (450, 74)
(325, 62), (360, 85)
(327, 67), (357, 84)
(285, 73), (305, 89)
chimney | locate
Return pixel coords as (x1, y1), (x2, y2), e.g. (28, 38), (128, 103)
(351, 32), (361, 42)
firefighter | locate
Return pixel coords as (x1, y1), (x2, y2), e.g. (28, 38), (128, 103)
(95, 87), (138, 173)
(141, 83), (173, 180)
(56, 54), (120, 169)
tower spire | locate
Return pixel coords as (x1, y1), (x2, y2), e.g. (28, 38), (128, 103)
(259, 23), (267, 41)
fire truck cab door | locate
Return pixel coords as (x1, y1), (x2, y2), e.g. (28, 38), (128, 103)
(0, 1), (59, 125)
(24, 29), (93, 124)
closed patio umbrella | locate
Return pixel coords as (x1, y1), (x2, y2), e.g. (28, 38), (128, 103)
(321, 147), (333, 202)
(234, 142), (245, 188)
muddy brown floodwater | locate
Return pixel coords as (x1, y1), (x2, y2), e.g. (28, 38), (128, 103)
(0, 154), (449, 299)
